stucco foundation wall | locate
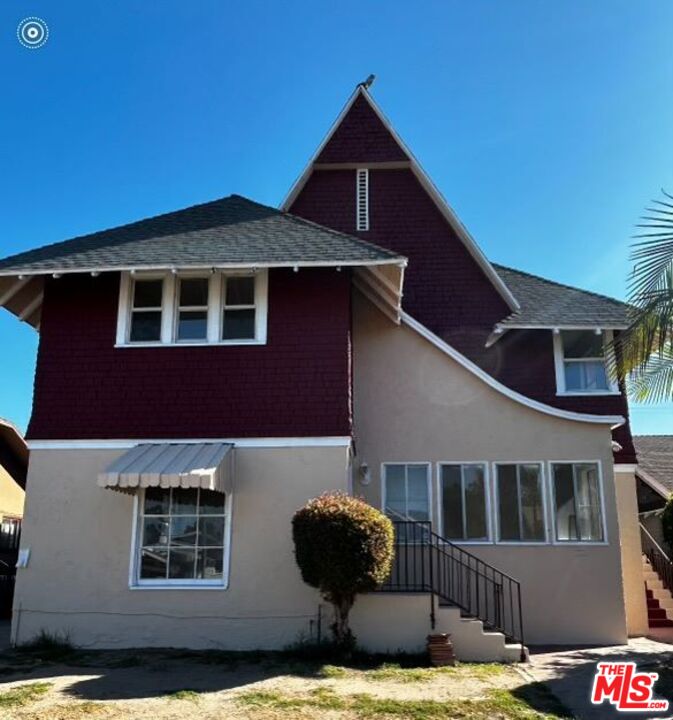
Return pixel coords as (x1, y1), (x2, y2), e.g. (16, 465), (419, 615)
(615, 469), (649, 636)
(12, 445), (350, 649)
(352, 292), (628, 646)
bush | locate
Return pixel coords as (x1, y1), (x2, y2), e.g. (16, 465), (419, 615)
(292, 492), (394, 651)
(662, 495), (673, 552)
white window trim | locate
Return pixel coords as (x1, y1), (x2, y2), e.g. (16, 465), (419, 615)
(380, 462), (432, 526)
(436, 461), (492, 544)
(548, 460), (608, 546)
(116, 270), (268, 348)
(356, 168), (369, 231)
(492, 462), (550, 545)
(552, 329), (620, 396)
(128, 488), (233, 590)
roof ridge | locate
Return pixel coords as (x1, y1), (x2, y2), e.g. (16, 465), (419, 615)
(493, 262), (630, 310)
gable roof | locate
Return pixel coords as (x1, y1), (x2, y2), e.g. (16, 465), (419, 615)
(281, 85), (520, 313)
(0, 194), (404, 276)
(493, 264), (631, 332)
(634, 436), (673, 498)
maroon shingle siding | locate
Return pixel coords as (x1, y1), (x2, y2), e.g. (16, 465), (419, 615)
(290, 167), (636, 463)
(27, 269), (352, 440)
(317, 94), (409, 164)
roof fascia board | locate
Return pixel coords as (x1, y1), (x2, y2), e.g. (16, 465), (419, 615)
(402, 311), (625, 428)
(0, 258), (407, 278)
(497, 322), (630, 331)
(281, 86), (520, 313)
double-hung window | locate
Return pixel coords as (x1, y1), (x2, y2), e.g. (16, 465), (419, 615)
(223, 276), (256, 341)
(176, 277), (209, 342)
(551, 463), (604, 542)
(118, 270), (267, 346)
(439, 463), (488, 541)
(495, 463), (546, 542)
(554, 330), (615, 394)
(129, 278), (164, 343)
(136, 487), (230, 586)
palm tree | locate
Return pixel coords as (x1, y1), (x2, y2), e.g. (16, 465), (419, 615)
(614, 190), (673, 401)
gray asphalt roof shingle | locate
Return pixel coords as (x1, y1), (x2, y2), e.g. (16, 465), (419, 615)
(0, 195), (404, 274)
(493, 264), (631, 329)
(634, 436), (673, 494)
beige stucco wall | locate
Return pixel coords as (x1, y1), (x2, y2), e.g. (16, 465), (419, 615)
(0, 465), (24, 520)
(615, 468), (649, 636)
(352, 292), (629, 646)
(12, 445), (350, 649)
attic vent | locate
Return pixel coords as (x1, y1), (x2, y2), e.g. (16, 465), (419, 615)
(356, 168), (369, 231)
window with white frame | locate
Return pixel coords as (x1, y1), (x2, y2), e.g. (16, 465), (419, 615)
(439, 464), (488, 541)
(222, 275), (256, 340)
(551, 462), (604, 542)
(382, 464), (430, 523)
(129, 278), (164, 343)
(135, 487), (230, 585)
(117, 270), (267, 346)
(554, 330), (615, 394)
(176, 277), (209, 342)
(495, 463), (546, 542)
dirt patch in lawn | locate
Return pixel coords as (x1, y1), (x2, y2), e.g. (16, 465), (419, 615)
(0, 648), (569, 719)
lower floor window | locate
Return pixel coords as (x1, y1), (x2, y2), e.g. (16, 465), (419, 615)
(495, 463), (546, 542)
(552, 463), (604, 542)
(137, 487), (229, 585)
(439, 464), (488, 541)
(383, 464), (430, 523)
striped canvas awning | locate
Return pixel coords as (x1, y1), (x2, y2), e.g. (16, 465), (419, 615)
(98, 443), (234, 493)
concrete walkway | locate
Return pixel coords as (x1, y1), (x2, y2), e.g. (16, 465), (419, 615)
(527, 637), (673, 719)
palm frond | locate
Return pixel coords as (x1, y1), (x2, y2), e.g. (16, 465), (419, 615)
(628, 345), (673, 403)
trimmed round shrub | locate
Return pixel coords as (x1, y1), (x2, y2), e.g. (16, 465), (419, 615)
(292, 492), (394, 650)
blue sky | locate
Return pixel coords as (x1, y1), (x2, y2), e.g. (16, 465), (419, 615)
(1, 1), (672, 434)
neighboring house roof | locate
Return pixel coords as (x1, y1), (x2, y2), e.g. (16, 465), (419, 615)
(0, 194), (404, 275)
(634, 435), (673, 499)
(0, 418), (28, 490)
(493, 264), (631, 331)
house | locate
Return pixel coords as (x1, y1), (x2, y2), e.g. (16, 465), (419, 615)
(0, 419), (26, 536)
(630, 436), (673, 633)
(0, 419), (27, 617)
(0, 85), (649, 659)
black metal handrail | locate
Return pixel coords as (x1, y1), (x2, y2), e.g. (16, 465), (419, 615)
(640, 523), (673, 593)
(380, 520), (525, 661)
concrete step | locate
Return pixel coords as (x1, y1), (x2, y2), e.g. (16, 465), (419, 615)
(434, 606), (525, 663)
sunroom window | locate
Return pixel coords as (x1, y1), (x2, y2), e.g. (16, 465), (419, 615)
(557, 330), (611, 393)
(551, 463), (604, 542)
(495, 463), (546, 542)
(439, 464), (488, 541)
(137, 487), (228, 585)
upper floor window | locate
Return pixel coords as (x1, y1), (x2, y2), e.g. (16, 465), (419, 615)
(117, 270), (268, 347)
(553, 330), (617, 395)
